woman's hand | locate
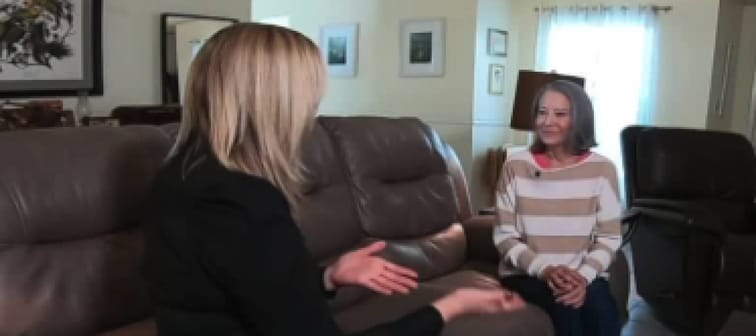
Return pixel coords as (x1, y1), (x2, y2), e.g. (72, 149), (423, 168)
(543, 266), (587, 308)
(543, 266), (572, 294)
(543, 266), (582, 291)
(556, 281), (587, 308)
(325, 241), (419, 295)
(432, 288), (526, 322)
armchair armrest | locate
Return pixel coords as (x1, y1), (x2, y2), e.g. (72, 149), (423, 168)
(626, 198), (726, 235)
(462, 215), (499, 264)
(715, 234), (756, 300)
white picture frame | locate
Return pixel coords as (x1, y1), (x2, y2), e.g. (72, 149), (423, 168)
(400, 18), (445, 77)
(320, 23), (359, 78)
(489, 64), (505, 95)
(487, 28), (508, 57)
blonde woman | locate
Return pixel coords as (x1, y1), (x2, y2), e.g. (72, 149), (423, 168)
(141, 23), (523, 336)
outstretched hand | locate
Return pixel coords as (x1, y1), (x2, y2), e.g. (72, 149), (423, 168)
(326, 241), (419, 295)
(432, 288), (526, 322)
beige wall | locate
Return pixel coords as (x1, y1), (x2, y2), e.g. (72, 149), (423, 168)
(254, 0), (476, 122)
(254, 0), (523, 210)
(254, 0), (485, 207)
(254, 0), (735, 208)
(511, 0), (720, 131)
(474, 0), (513, 123)
(471, 0), (511, 209)
(9, 0), (250, 115)
(729, 6), (756, 138)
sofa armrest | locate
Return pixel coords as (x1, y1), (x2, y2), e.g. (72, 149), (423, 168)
(97, 319), (155, 336)
(609, 248), (630, 322)
(462, 215), (500, 264)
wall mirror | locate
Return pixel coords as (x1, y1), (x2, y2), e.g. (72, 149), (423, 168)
(161, 13), (238, 104)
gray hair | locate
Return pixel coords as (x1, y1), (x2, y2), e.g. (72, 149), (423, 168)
(530, 79), (598, 155)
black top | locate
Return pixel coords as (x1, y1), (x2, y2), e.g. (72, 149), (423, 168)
(141, 139), (443, 336)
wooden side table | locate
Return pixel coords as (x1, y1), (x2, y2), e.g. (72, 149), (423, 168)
(0, 107), (76, 131)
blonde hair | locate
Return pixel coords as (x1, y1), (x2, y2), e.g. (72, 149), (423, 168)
(172, 23), (326, 202)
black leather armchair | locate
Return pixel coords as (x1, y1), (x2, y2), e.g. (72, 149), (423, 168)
(621, 126), (756, 336)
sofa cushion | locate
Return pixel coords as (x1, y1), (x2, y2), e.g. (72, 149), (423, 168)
(327, 224), (468, 310)
(320, 116), (467, 282)
(442, 142), (472, 220)
(334, 270), (553, 336)
(159, 123), (179, 142)
(320, 116), (461, 239)
(293, 122), (366, 261)
(0, 126), (170, 335)
(377, 223), (467, 281)
(97, 318), (156, 336)
(0, 126), (170, 243)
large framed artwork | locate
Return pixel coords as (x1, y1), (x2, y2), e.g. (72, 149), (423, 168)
(0, 0), (103, 97)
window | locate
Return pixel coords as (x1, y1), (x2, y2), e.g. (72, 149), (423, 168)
(536, 7), (660, 197)
(259, 16), (291, 28)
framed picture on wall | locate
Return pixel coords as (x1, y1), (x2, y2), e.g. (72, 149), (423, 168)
(487, 29), (508, 57)
(0, 0), (103, 97)
(400, 18), (445, 77)
(489, 64), (505, 95)
(321, 23), (359, 77)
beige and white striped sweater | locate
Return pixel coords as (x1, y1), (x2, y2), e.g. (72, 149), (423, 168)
(493, 150), (622, 282)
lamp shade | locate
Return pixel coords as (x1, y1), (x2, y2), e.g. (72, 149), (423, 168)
(510, 70), (585, 131)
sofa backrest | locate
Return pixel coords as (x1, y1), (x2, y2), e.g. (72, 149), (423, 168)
(0, 117), (473, 333)
(293, 121), (367, 261)
(0, 126), (172, 335)
(317, 117), (468, 281)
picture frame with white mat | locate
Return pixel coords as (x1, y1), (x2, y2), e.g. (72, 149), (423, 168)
(399, 18), (445, 77)
(320, 23), (359, 78)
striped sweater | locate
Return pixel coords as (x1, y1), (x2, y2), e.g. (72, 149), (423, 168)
(493, 150), (622, 283)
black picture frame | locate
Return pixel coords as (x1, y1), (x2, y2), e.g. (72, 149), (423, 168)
(160, 13), (238, 104)
(0, 0), (103, 98)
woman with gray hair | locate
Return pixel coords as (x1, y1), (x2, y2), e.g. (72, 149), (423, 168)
(493, 80), (622, 336)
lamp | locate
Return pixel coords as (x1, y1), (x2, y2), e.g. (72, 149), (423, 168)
(510, 70), (586, 130)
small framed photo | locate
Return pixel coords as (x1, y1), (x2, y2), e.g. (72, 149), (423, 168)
(487, 29), (508, 57)
(400, 18), (445, 77)
(321, 23), (359, 77)
(489, 64), (505, 95)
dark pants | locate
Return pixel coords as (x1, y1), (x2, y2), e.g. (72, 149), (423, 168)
(502, 275), (621, 336)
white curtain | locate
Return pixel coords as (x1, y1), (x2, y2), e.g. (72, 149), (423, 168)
(535, 6), (660, 199)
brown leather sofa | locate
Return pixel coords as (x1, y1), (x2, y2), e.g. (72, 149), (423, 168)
(110, 105), (181, 126)
(0, 116), (568, 335)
